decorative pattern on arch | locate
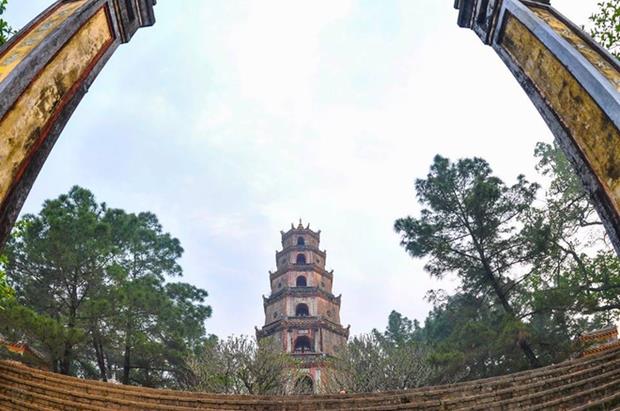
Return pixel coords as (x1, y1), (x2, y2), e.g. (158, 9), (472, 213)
(454, 0), (620, 255)
(0, 0), (156, 247)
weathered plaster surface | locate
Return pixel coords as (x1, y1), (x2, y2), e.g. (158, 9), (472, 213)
(502, 15), (620, 216)
(528, 6), (620, 92)
(0, 8), (112, 207)
(0, 1), (87, 82)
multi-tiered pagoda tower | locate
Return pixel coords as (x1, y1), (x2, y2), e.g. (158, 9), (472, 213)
(256, 221), (349, 393)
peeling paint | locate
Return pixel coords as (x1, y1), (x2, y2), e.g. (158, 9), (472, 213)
(502, 14), (620, 216)
(0, 1), (87, 83)
(0, 8), (112, 206)
(529, 6), (620, 92)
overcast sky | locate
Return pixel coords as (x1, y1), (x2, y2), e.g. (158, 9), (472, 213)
(6, 1), (602, 338)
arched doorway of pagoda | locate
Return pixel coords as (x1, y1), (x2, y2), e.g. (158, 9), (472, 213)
(293, 376), (314, 395)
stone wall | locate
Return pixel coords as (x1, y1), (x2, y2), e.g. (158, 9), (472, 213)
(2, 345), (620, 410)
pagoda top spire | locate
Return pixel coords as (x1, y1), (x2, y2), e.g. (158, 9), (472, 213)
(294, 218), (309, 230)
(280, 219), (321, 241)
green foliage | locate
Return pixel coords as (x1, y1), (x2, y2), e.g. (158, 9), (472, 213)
(379, 310), (417, 347)
(0, 255), (13, 309)
(2, 186), (211, 387)
(185, 335), (298, 395)
(590, 0), (620, 59)
(395, 155), (541, 367)
(0, 0), (13, 45)
(415, 293), (568, 383)
(326, 312), (433, 393)
(523, 142), (619, 317)
(0, 299), (83, 366)
(396, 146), (620, 383)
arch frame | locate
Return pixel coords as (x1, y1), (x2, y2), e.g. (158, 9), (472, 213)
(456, 0), (620, 254)
(0, 0), (155, 246)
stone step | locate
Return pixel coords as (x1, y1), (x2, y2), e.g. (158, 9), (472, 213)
(291, 349), (620, 409)
(0, 392), (52, 411)
(0, 346), (619, 410)
(533, 374), (620, 410)
(451, 356), (620, 410)
(567, 389), (620, 411)
(0, 383), (106, 411)
(472, 365), (620, 410)
(0, 372), (211, 411)
(321, 348), (620, 408)
(328, 357), (620, 410)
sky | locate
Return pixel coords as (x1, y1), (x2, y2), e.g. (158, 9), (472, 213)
(5, 0), (602, 338)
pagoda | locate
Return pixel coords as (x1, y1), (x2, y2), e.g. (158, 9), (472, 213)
(256, 221), (349, 394)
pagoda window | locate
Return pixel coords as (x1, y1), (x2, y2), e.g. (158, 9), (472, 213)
(294, 336), (313, 353)
(297, 236), (305, 246)
(295, 303), (309, 317)
(296, 276), (307, 287)
(296, 254), (306, 265)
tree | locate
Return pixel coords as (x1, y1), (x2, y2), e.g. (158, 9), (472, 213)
(0, 256), (12, 309)
(0, 0), (12, 45)
(326, 314), (433, 393)
(521, 142), (620, 328)
(185, 335), (298, 395)
(2, 186), (211, 387)
(415, 292), (556, 383)
(590, 0), (620, 59)
(394, 155), (541, 368)
(97, 209), (211, 387)
(377, 310), (418, 347)
(4, 187), (114, 375)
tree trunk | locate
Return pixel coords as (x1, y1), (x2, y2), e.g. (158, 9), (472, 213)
(478, 249), (541, 368)
(518, 338), (541, 368)
(60, 306), (77, 375)
(60, 343), (73, 375)
(122, 341), (131, 384)
(93, 332), (107, 381)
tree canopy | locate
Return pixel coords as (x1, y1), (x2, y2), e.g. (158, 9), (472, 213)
(393, 143), (620, 383)
(321, 311), (433, 393)
(0, 0), (12, 45)
(185, 335), (298, 395)
(590, 0), (620, 59)
(395, 155), (541, 368)
(0, 186), (211, 388)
